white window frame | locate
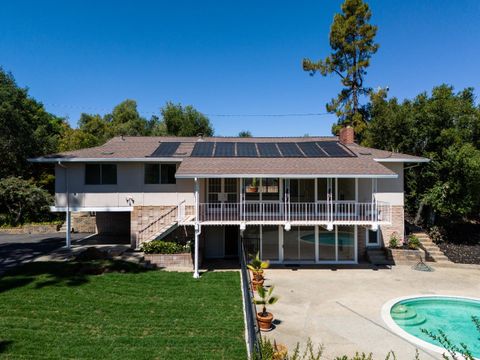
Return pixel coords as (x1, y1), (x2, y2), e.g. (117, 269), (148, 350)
(366, 227), (380, 247)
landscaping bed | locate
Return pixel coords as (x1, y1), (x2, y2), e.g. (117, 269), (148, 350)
(438, 242), (480, 264)
(0, 261), (246, 359)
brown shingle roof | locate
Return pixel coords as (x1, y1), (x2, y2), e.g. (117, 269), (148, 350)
(30, 136), (428, 177)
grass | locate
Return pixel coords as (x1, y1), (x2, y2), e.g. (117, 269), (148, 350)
(0, 261), (247, 359)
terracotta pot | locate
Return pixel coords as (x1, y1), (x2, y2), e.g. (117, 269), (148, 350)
(273, 344), (288, 360)
(246, 186), (258, 193)
(257, 311), (274, 331)
(251, 270), (264, 281)
(251, 277), (264, 291)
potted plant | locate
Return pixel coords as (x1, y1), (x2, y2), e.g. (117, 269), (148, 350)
(254, 285), (279, 331)
(246, 178), (259, 193)
(247, 252), (269, 291)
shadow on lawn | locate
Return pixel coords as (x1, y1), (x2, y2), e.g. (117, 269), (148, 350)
(0, 259), (153, 294)
(0, 340), (13, 353)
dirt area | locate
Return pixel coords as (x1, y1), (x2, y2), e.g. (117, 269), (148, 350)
(439, 242), (480, 264)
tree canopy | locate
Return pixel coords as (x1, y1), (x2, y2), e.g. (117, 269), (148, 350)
(364, 85), (480, 222)
(303, 0), (378, 140)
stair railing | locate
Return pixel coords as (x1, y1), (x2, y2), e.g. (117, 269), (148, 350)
(137, 206), (178, 248)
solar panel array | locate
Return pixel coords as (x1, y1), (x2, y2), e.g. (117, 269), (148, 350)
(190, 141), (354, 158)
(150, 142), (181, 157)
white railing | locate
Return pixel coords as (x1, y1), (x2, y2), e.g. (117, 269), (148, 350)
(197, 201), (391, 224)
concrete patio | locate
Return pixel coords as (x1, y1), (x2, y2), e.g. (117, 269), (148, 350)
(262, 264), (480, 360)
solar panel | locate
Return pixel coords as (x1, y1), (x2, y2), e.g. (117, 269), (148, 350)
(257, 143), (281, 157)
(150, 142), (180, 157)
(277, 142), (304, 157)
(297, 142), (326, 157)
(191, 142), (214, 157)
(214, 142), (235, 157)
(317, 141), (353, 157)
(236, 142), (258, 157)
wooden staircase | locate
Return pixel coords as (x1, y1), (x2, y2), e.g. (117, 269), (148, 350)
(137, 206), (180, 249)
(411, 231), (452, 265)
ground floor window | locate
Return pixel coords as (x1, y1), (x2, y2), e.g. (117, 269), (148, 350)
(367, 228), (380, 246)
(241, 224), (357, 263)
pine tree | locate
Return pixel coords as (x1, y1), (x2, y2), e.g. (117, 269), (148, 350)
(303, 0), (379, 139)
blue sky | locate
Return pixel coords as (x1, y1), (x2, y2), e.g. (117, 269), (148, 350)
(1, 0), (479, 136)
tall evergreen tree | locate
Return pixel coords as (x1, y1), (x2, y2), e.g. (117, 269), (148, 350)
(303, 0), (379, 139)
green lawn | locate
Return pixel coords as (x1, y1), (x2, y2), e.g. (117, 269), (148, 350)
(0, 261), (247, 359)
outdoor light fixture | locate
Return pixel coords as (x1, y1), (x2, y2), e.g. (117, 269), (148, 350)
(284, 223), (291, 231)
(240, 222), (246, 231)
(371, 223), (378, 231)
(327, 223), (333, 231)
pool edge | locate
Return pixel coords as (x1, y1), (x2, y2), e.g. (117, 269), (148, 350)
(381, 294), (480, 360)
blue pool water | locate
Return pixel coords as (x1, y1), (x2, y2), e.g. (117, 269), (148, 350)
(390, 297), (480, 358)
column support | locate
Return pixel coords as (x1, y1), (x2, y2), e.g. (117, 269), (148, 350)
(193, 177), (201, 279)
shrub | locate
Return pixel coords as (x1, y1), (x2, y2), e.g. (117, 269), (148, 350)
(388, 232), (400, 248)
(428, 225), (446, 244)
(141, 240), (189, 254)
(407, 235), (421, 250)
(0, 177), (52, 226)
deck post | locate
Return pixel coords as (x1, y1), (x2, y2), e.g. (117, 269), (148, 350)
(193, 177), (200, 279)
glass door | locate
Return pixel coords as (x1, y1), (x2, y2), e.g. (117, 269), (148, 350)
(283, 226), (315, 262)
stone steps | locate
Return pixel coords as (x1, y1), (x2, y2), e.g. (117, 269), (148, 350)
(411, 231), (452, 264)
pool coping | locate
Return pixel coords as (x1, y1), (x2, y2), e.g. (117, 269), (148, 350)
(381, 295), (480, 360)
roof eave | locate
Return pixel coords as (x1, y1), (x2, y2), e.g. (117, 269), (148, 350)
(373, 158), (430, 163)
(175, 173), (398, 179)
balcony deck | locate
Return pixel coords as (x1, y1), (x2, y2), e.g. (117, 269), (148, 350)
(178, 201), (391, 226)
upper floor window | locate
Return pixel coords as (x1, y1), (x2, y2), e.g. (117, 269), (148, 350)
(144, 163), (176, 184)
(85, 164), (117, 185)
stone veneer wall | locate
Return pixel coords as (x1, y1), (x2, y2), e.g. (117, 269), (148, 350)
(379, 205), (404, 247)
(72, 212), (96, 233)
(130, 206), (176, 248)
(0, 224), (61, 234)
(144, 253), (194, 269)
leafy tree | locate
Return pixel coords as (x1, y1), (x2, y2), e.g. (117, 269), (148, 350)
(238, 130), (252, 137)
(0, 177), (52, 226)
(160, 102), (213, 136)
(303, 0), (379, 140)
(364, 85), (480, 223)
(105, 99), (149, 136)
(58, 123), (103, 152)
(0, 68), (63, 179)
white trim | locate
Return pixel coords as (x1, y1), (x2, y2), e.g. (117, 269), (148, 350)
(177, 173), (398, 179)
(381, 295), (480, 360)
(29, 157), (183, 163)
(50, 206), (133, 212)
(374, 158), (430, 163)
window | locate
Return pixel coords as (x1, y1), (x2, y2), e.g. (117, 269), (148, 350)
(262, 178), (279, 201)
(145, 164), (160, 184)
(85, 164), (117, 185)
(244, 178), (279, 201)
(161, 164), (176, 184)
(367, 229), (379, 245)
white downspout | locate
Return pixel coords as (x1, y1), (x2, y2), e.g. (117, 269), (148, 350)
(193, 177), (201, 279)
(58, 161), (71, 249)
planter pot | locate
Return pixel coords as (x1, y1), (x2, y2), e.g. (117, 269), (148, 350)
(246, 186), (258, 193)
(251, 277), (264, 291)
(257, 311), (274, 331)
(250, 270), (264, 281)
(273, 344), (288, 360)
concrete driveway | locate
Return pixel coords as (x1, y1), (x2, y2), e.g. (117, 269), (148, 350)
(0, 233), (90, 274)
(263, 265), (480, 360)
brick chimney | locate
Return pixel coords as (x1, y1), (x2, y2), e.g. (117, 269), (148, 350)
(339, 126), (355, 144)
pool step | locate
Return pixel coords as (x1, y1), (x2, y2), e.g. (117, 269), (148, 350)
(395, 314), (427, 326)
(391, 308), (418, 320)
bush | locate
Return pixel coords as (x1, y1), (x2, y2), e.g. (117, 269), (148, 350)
(406, 235), (421, 250)
(0, 177), (52, 226)
(428, 225), (446, 244)
(141, 240), (190, 254)
(388, 232), (400, 248)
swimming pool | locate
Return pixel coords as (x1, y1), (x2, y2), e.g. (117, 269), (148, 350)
(382, 296), (480, 359)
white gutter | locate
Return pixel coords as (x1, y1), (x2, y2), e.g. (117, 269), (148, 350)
(176, 173), (398, 179)
(28, 157), (183, 163)
(373, 158), (430, 163)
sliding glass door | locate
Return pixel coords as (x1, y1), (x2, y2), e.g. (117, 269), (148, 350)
(283, 226), (315, 262)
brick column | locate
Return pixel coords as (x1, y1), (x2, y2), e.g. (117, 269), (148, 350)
(379, 205), (404, 247)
